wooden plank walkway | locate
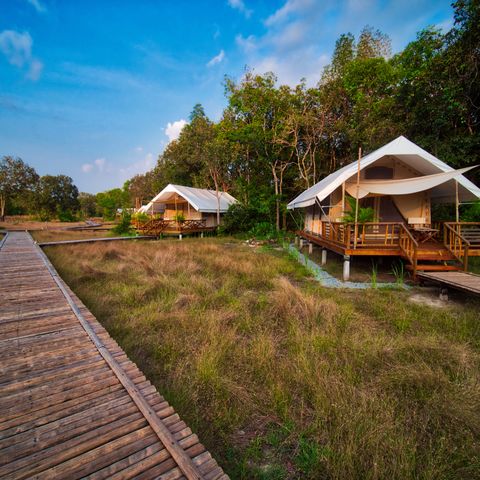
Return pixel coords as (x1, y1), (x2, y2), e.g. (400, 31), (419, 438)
(0, 231), (227, 480)
(37, 235), (155, 247)
(417, 270), (480, 296)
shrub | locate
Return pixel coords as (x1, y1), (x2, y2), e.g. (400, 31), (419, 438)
(248, 221), (277, 239)
(342, 196), (374, 223)
(221, 202), (272, 234)
(57, 209), (77, 222)
(132, 212), (150, 224)
(173, 212), (185, 222)
(112, 212), (133, 235)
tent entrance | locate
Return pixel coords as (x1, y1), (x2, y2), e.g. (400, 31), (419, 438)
(361, 196), (405, 223)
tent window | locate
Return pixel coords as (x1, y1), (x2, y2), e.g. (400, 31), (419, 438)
(365, 166), (393, 180)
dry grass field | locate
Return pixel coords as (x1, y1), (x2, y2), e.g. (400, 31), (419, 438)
(31, 229), (115, 243)
(43, 238), (480, 480)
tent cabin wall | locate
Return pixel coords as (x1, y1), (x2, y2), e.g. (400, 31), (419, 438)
(164, 201), (202, 221)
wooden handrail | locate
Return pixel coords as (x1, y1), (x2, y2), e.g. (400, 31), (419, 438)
(398, 223), (418, 276)
(443, 222), (471, 270)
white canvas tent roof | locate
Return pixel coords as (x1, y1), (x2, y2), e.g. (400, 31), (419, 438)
(138, 184), (237, 214)
(345, 166), (477, 199)
(287, 136), (480, 209)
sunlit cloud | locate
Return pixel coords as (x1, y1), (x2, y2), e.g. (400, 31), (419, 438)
(0, 30), (43, 81)
(165, 119), (187, 142)
(207, 49), (225, 67)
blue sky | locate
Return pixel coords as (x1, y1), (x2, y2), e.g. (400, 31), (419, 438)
(1, 0), (453, 193)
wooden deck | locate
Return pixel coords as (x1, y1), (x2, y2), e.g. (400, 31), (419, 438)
(0, 231), (227, 480)
(297, 221), (480, 278)
(417, 271), (480, 296)
(135, 219), (216, 237)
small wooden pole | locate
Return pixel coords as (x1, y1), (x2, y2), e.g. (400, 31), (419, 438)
(342, 182), (346, 215)
(354, 147), (362, 249)
(455, 180), (459, 223)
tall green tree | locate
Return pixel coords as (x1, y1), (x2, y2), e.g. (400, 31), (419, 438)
(36, 175), (79, 219)
(0, 156), (39, 220)
(96, 188), (129, 220)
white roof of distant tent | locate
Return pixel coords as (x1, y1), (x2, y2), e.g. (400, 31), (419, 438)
(287, 136), (480, 209)
(138, 184), (237, 214)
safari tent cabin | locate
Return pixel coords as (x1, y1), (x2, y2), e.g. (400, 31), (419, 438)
(136, 184), (237, 236)
(288, 136), (480, 278)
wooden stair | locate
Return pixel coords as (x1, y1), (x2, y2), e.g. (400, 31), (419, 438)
(403, 240), (464, 276)
(406, 263), (462, 272)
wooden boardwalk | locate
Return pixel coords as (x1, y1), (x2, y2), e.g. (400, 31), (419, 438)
(417, 270), (480, 296)
(0, 231), (227, 480)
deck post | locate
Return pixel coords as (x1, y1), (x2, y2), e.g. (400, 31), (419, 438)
(299, 238), (304, 249)
(179, 233), (182, 240)
(201, 232), (204, 238)
(294, 235), (299, 246)
(308, 242), (313, 254)
(321, 249), (327, 266)
(343, 255), (350, 282)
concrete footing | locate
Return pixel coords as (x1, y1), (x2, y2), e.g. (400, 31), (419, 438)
(179, 234), (183, 240)
(299, 239), (304, 248)
(200, 232), (204, 238)
(343, 255), (350, 282)
(321, 249), (327, 266)
(308, 243), (313, 254)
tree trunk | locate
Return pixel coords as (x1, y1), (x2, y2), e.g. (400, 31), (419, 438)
(272, 165), (280, 231)
(0, 194), (5, 222)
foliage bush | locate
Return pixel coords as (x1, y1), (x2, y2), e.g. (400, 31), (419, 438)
(342, 196), (375, 223)
(112, 212), (133, 235)
(221, 202), (273, 235)
(248, 221), (277, 239)
(57, 208), (77, 222)
(173, 212), (186, 222)
(132, 212), (150, 224)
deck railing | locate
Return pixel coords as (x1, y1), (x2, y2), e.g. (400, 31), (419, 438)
(398, 224), (419, 271)
(319, 221), (402, 249)
(137, 218), (210, 235)
(443, 223), (473, 270)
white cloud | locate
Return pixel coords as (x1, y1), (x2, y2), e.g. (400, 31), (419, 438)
(206, 49), (225, 67)
(265, 0), (314, 26)
(26, 0), (47, 13)
(94, 158), (106, 172)
(165, 119), (187, 142)
(236, 34), (257, 53)
(118, 153), (156, 181)
(0, 30), (32, 67)
(228, 0), (252, 18)
(437, 17), (453, 32)
(27, 58), (43, 81)
(0, 30), (43, 81)
(81, 153), (156, 184)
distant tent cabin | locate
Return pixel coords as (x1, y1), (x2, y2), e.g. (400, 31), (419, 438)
(287, 136), (480, 280)
(136, 184), (237, 237)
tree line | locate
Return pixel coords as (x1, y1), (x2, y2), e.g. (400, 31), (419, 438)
(128, 0), (479, 231)
(0, 156), (137, 221)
